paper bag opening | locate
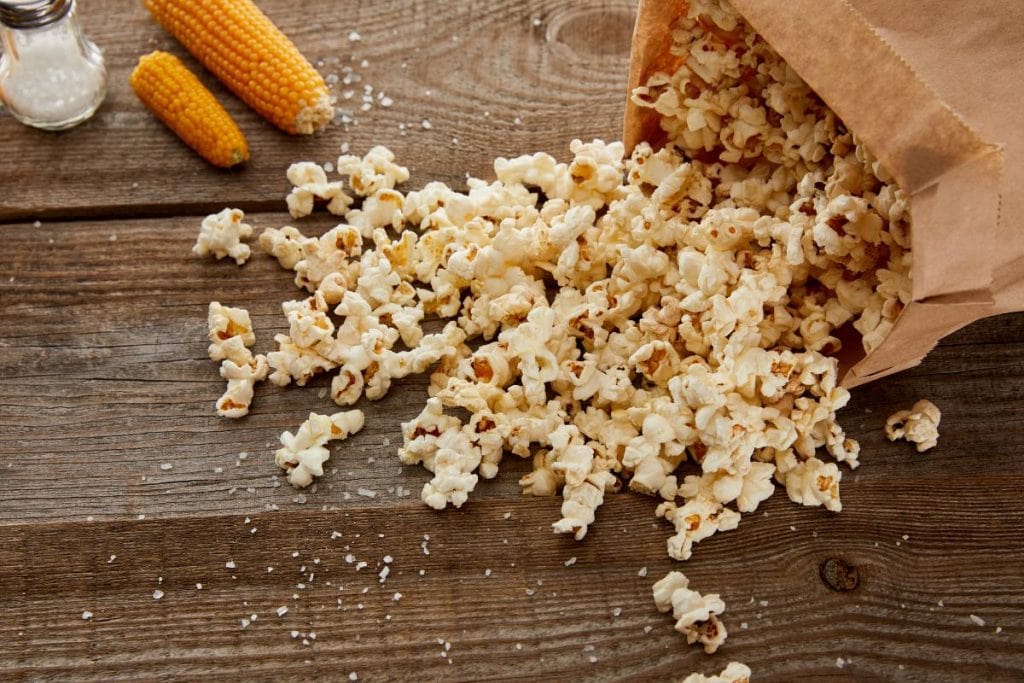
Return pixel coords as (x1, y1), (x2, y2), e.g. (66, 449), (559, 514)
(624, 0), (1021, 388)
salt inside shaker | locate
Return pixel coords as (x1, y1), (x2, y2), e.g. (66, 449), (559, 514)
(0, 0), (106, 130)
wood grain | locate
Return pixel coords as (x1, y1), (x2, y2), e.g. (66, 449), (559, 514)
(0, 496), (1022, 682)
(0, 0), (636, 222)
(1, 0), (1023, 680)
(1, 213), (1023, 681)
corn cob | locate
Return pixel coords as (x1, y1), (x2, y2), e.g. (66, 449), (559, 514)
(144, 0), (333, 135)
(131, 51), (249, 168)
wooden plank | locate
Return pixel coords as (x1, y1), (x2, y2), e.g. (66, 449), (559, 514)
(3, 212), (1022, 523)
(0, 496), (1021, 682)
(1, 213), (1024, 679)
(0, 0), (637, 222)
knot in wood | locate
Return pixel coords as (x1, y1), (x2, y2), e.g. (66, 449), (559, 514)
(819, 558), (859, 592)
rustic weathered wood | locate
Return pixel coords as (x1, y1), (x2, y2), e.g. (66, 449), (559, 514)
(0, 0), (637, 222)
(0, 495), (1022, 682)
(1, 212), (1023, 681)
(2, 0), (1024, 680)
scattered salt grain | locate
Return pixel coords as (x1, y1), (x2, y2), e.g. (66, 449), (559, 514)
(564, 557), (577, 567)
(348, 31), (361, 42)
(277, 606), (289, 617)
(421, 119), (432, 130)
(152, 589), (164, 600)
(970, 614), (986, 627)
(357, 488), (377, 498)
(225, 560), (236, 569)
(638, 566), (647, 577)
(82, 610), (93, 620)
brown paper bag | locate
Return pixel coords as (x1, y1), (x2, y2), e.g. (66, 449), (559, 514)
(624, 0), (1024, 387)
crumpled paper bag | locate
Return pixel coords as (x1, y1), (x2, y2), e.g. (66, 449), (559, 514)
(623, 0), (1024, 387)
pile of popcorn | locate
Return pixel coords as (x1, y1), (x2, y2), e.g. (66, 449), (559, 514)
(195, 0), (931, 678)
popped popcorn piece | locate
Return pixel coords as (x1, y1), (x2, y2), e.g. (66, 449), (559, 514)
(552, 470), (618, 540)
(652, 571), (728, 653)
(779, 456), (843, 512)
(207, 302), (256, 363)
(420, 428), (481, 510)
(681, 662), (752, 683)
(337, 145), (410, 196)
(345, 189), (406, 237)
(657, 497), (741, 561)
(267, 333), (335, 387)
(286, 162), (355, 218)
(275, 410), (366, 487)
(885, 400), (941, 452)
(217, 352), (269, 418)
(206, 302), (268, 417)
(259, 225), (312, 270)
(193, 208), (253, 265)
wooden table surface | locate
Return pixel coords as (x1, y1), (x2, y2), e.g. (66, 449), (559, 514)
(1, 1), (1022, 681)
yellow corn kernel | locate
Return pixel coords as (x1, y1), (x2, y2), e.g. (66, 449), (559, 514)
(144, 0), (333, 135)
(131, 51), (249, 168)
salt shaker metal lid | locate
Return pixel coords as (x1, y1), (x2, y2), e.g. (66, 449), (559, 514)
(0, 0), (73, 29)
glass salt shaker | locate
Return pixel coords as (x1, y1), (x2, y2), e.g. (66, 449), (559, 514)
(0, 0), (106, 130)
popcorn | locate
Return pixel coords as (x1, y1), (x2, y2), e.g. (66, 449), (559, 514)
(552, 470), (618, 540)
(197, 0), (922, 666)
(346, 189), (406, 237)
(207, 303), (267, 417)
(657, 497), (741, 561)
(193, 208), (253, 265)
(267, 333), (335, 387)
(421, 428), (481, 510)
(681, 663), (752, 683)
(337, 145), (410, 196)
(652, 571), (728, 653)
(885, 400), (941, 452)
(217, 353), (268, 418)
(259, 226), (312, 270)
(285, 162), (354, 218)
(275, 410), (365, 487)
(294, 225), (363, 292)
(207, 302), (256, 363)
(779, 457), (843, 512)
